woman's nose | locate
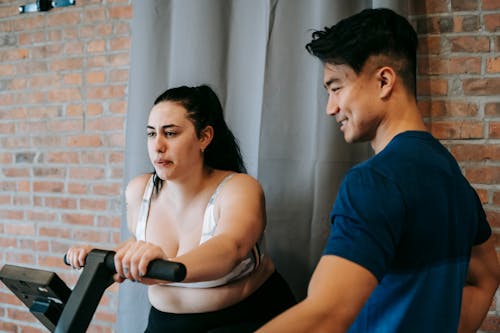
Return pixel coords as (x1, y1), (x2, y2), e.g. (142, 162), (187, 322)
(155, 136), (166, 153)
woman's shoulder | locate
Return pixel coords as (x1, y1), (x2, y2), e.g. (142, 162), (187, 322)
(125, 173), (154, 202)
(218, 172), (264, 196)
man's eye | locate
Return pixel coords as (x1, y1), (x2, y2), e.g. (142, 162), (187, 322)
(147, 132), (155, 137)
(331, 87), (341, 92)
(165, 131), (176, 137)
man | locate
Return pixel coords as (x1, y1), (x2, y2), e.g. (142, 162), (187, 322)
(257, 8), (499, 333)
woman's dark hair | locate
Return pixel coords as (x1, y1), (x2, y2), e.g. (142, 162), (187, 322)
(305, 8), (418, 97)
(151, 85), (246, 192)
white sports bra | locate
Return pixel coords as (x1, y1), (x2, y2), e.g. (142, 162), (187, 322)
(135, 173), (264, 288)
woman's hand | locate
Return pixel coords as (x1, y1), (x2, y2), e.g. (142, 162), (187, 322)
(113, 239), (168, 284)
(65, 245), (93, 269)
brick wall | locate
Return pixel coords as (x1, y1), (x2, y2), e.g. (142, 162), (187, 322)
(409, 0), (500, 332)
(0, 0), (131, 332)
(0, 0), (498, 332)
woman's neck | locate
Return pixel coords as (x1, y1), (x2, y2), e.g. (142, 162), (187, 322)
(163, 166), (215, 204)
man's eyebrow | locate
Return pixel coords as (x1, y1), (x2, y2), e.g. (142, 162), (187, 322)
(323, 78), (340, 89)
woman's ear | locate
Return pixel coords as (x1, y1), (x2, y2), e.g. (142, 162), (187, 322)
(200, 125), (214, 151)
(377, 66), (396, 99)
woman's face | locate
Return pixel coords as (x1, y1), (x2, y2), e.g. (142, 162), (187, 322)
(147, 101), (206, 181)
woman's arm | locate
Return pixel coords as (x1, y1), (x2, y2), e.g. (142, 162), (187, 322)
(168, 173), (266, 282)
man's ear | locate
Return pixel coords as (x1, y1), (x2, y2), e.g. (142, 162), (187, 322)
(377, 66), (396, 99)
(200, 125), (214, 151)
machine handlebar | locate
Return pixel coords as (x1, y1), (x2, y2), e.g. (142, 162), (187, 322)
(64, 250), (186, 282)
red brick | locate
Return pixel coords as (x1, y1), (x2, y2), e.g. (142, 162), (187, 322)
(64, 41), (84, 54)
(454, 15), (480, 32)
(67, 182), (88, 194)
(87, 71), (106, 84)
(417, 78), (448, 96)
(109, 152), (124, 163)
(109, 100), (127, 113)
(49, 58), (83, 71)
(42, 197), (77, 209)
(46, 151), (79, 163)
(108, 5), (133, 19)
(493, 191), (500, 205)
(80, 152), (105, 164)
(81, 198), (108, 211)
(31, 44), (64, 58)
(483, 0), (500, 9)
(4, 223), (35, 236)
(67, 104), (84, 116)
(88, 39), (106, 53)
(490, 122), (500, 139)
(62, 213), (94, 226)
(87, 55), (106, 68)
(84, 7), (107, 22)
(411, 0), (449, 15)
(86, 117), (124, 131)
(464, 166), (500, 184)
(449, 144), (500, 162)
(429, 121), (484, 139)
(110, 37), (130, 50)
(462, 78), (500, 95)
(87, 85), (126, 99)
(47, 119), (83, 132)
(87, 103), (104, 116)
(73, 229), (110, 243)
(69, 167), (105, 180)
(451, 0), (479, 11)
(487, 56), (500, 73)
(109, 70), (128, 83)
(96, 23), (114, 36)
(47, 11), (81, 26)
(486, 103), (500, 117)
(26, 210), (57, 222)
(66, 134), (102, 147)
(109, 53), (129, 66)
(108, 133), (126, 147)
(13, 16), (45, 31)
(3, 168), (29, 177)
(39, 226), (71, 238)
(63, 73), (82, 85)
(33, 181), (65, 193)
(486, 210), (499, 228)
(453, 35), (489, 51)
(484, 14), (500, 32)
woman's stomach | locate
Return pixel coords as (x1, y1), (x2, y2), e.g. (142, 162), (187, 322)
(148, 258), (274, 313)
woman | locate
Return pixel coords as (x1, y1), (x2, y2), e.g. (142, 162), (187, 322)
(66, 85), (296, 332)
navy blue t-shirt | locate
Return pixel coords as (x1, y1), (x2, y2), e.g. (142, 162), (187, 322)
(324, 131), (491, 333)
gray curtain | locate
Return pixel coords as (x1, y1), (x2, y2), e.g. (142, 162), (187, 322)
(120, 1), (407, 331)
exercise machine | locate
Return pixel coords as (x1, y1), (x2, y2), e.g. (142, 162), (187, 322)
(0, 249), (186, 333)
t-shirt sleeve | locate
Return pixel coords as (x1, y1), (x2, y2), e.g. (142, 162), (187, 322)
(323, 168), (406, 282)
(472, 187), (491, 245)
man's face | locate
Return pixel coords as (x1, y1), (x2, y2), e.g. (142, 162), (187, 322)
(323, 63), (383, 144)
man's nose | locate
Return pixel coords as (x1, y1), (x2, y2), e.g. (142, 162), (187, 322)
(326, 94), (339, 116)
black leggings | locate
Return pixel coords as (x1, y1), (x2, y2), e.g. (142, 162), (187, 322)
(144, 271), (296, 333)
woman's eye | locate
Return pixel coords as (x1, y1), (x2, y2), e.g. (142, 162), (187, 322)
(331, 87), (341, 93)
(165, 131), (176, 137)
(147, 132), (156, 138)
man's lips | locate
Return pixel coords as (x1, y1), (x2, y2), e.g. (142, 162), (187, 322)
(337, 117), (348, 130)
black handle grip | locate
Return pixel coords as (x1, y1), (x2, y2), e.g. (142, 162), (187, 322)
(64, 250), (186, 282)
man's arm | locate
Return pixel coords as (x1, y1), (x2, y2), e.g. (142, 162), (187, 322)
(256, 255), (378, 333)
(459, 235), (500, 333)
